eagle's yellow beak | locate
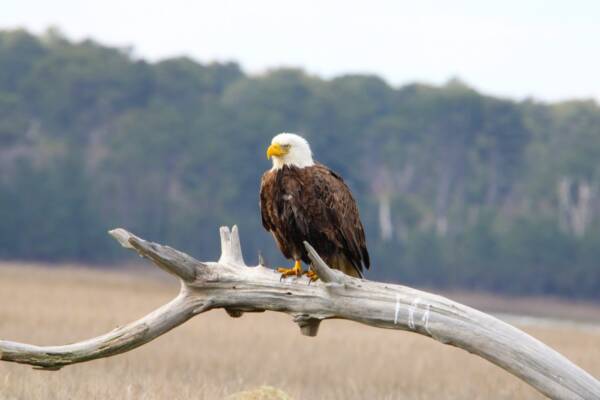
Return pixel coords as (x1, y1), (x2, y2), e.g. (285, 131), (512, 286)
(267, 143), (287, 159)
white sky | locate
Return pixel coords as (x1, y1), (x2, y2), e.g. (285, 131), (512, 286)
(2, 0), (599, 102)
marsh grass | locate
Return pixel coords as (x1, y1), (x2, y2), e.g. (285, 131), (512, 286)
(1, 263), (599, 399)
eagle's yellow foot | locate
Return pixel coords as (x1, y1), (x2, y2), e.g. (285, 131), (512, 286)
(305, 269), (319, 282)
(277, 260), (303, 278)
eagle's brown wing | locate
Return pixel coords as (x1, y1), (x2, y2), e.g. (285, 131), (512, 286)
(300, 164), (370, 277)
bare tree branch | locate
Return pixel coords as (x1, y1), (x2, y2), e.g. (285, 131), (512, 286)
(1, 226), (599, 400)
(110, 228), (198, 282)
(0, 288), (208, 370)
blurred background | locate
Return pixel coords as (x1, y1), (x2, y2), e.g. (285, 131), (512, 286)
(1, 1), (600, 300)
(2, 2), (600, 399)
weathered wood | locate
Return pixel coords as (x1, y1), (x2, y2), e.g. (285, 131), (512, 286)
(1, 226), (599, 400)
(109, 228), (198, 282)
(0, 287), (209, 370)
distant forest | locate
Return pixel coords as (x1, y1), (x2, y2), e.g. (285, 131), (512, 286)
(1, 29), (600, 299)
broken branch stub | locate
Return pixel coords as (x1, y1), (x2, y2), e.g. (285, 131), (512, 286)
(1, 226), (599, 400)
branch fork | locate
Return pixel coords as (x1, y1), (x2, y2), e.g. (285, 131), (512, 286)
(1, 226), (599, 400)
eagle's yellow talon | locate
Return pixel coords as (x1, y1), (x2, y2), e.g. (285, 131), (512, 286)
(277, 260), (303, 278)
(305, 270), (319, 282)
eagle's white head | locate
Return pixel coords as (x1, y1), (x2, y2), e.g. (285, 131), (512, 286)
(267, 132), (315, 170)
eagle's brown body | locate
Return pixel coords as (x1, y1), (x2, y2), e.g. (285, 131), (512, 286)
(260, 163), (370, 277)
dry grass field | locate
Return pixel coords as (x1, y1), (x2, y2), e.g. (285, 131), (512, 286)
(1, 263), (599, 400)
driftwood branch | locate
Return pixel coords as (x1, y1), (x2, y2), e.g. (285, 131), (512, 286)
(1, 227), (599, 400)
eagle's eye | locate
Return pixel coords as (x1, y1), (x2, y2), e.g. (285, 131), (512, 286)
(282, 144), (291, 149)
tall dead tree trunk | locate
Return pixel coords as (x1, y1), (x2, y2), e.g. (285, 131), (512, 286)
(1, 226), (599, 399)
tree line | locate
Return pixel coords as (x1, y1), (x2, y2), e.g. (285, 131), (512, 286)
(1, 29), (600, 299)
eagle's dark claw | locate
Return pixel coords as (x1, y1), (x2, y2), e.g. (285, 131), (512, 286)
(305, 269), (319, 283)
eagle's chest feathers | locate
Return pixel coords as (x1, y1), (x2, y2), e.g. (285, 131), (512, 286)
(273, 165), (305, 197)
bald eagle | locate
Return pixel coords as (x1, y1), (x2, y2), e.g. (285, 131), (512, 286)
(260, 133), (370, 279)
